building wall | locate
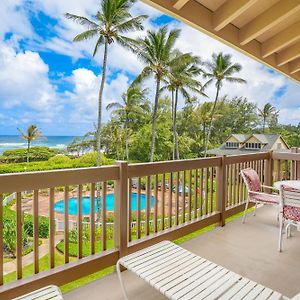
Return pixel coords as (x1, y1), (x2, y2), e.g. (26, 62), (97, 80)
(271, 137), (289, 151)
(244, 136), (261, 144)
(226, 136), (240, 143)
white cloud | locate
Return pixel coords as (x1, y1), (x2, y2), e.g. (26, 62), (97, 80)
(0, 43), (63, 132)
(0, 0), (34, 41)
(65, 68), (130, 124)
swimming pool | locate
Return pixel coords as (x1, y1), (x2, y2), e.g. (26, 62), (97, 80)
(54, 193), (155, 215)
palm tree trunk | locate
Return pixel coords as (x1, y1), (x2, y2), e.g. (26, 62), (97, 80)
(171, 90), (175, 160)
(174, 88), (179, 160)
(150, 78), (161, 162)
(27, 140), (30, 163)
(96, 40), (108, 167)
(96, 40), (108, 221)
(204, 84), (220, 157)
(125, 120), (129, 161)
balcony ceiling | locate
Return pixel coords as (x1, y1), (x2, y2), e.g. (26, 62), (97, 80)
(142, 0), (300, 83)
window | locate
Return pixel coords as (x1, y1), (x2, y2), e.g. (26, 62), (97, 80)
(245, 143), (261, 149)
(225, 142), (239, 148)
(277, 143), (282, 149)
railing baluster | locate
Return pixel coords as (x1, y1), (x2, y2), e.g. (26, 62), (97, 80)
(205, 168), (209, 215)
(194, 169), (198, 219)
(175, 172), (179, 225)
(154, 175), (158, 232)
(16, 192), (22, 279)
(161, 174), (165, 230)
(200, 168), (204, 216)
(210, 167), (213, 213)
(146, 176), (151, 235)
(64, 186), (69, 264)
(0, 193), (3, 285)
(233, 164), (237, 205)
(229, 165), (233, 206)
(168, 173), (173, 228)
(33, 190), (39, 274)
(102, 182), (107, 251)
(188, 170), (192, 221)
(182, 170), (186, 223)
(238, 163), (242, 204)
(137, 177), (141, 239)
(49, 188), (55, 269)
(90, 183), (95, 255)
(128, 179), (132, 242)
(78, 185), (83, 259)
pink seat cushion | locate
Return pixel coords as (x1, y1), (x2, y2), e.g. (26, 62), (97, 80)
(242, 168), (260, 192)
(283, 205), (300, 222)
(249, 192), (279, 204)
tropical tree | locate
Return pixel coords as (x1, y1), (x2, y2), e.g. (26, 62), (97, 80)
(18, 124), (42, 163)
(134, 26), (181, 162)
(164, 52), (205, 160)
(65, 0), (147, 167)
(106, 85), (148, 160)
(203, 52), (246, 156)
(258, 103), (279, 132)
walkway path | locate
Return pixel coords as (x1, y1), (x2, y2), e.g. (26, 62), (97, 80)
(3, 234), (63, 275)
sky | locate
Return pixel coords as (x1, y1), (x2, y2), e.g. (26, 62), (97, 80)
(0, 0), (300, 136)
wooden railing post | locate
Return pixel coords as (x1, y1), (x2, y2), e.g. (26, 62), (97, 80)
(291, 147), (300, 180)
(264, 151), (273, 192)
(216, 155), (226, 226)
(114, 161), (128, 259)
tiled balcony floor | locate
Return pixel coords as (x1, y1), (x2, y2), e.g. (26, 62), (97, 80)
(65, 205), (300, 299)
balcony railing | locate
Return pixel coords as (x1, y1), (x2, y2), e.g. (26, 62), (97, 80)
(0, 150), (300, 299)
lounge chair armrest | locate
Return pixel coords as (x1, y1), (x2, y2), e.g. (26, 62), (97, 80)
(261, 185), (278, 190)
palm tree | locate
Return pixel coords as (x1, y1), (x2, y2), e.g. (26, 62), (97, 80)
(134, 26), (181, 162)
(164, 52), (205, 160)
(203, 52), (246, 156)
(65, 0), (147, 167)
(18, 125), (42, 163)
(258, 103), (278, 132)
(106, 85), (148, 160)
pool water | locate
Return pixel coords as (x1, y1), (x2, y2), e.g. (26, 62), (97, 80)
(54, 193), (155, 215)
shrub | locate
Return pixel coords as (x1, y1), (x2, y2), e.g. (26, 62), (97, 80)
(23, 214), (49, 238)
(3, 219), (29, 257)
(48, 155), (72, 165)
(0, 147), (63, 163)
(3, 206), (49, 239)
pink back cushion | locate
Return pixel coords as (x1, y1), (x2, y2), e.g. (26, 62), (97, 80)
(242, 168), (261, 192)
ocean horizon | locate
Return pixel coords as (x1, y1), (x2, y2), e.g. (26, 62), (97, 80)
(0, 135), (79, 154)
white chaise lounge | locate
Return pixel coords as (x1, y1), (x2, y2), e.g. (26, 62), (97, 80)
(117, 240), (299, 300)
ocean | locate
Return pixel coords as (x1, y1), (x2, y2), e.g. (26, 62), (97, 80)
(0, 135), (78, 154)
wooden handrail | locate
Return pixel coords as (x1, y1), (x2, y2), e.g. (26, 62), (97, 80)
(272, 151), (300, 161)
(224, 152), (269, 165)
(0, 165), (119, 193)
(128, 156), (222, 177)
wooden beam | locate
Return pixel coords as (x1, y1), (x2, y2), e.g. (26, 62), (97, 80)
(262, 21), (300, 58)
(289, 57), (300, 74)
(277, 41), (300, 66)
(173, 0), (190, 10)
(239, 0), (300, 45)
(213, 0), (258, 31)
(141, 0), (300, 84)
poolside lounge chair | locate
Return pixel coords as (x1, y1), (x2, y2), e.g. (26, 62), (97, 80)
(278, 185), (300, 252)
(117, 240), (298, 299)
(240, 168), (279, 223)
(13, 285), (63, 300)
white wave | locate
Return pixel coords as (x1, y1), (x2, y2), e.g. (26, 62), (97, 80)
(0, 143), (26, 147)
(55, 144), (67, 149)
